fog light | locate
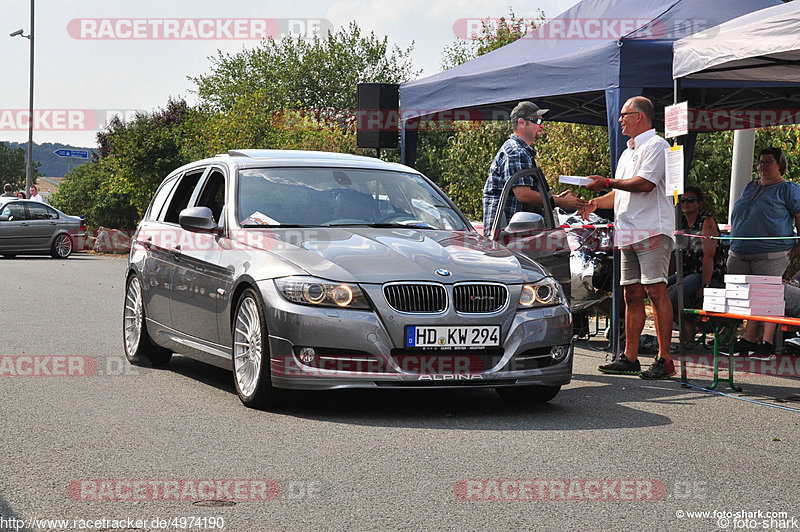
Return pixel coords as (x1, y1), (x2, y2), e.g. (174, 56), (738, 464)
(550, 345), (568, 361)
(298, 347), (317, 365)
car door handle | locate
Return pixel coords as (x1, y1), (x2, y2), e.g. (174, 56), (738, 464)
(170, 245), (182, 258)
(19, 222), (28, 226)
(553, 250), (571, 257)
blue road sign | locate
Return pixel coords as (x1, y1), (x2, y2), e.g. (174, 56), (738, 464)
(54, 149), (89, 159)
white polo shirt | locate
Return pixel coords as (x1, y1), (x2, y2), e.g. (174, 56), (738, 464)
(613, 129), (674, 247)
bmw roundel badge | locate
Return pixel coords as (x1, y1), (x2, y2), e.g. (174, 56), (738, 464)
(435, 269), (451, 277)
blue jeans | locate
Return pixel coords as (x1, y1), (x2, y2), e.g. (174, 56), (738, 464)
(667, 273), (723, 317)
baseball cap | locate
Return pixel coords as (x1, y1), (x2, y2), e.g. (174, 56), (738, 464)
(510, 101), (549, 121)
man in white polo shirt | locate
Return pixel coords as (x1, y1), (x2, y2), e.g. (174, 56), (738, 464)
(29, 185), (45, 203)
(581, 96), (675, 379)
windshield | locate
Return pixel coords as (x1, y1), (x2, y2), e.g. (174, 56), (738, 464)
(237, 167), (468, 230)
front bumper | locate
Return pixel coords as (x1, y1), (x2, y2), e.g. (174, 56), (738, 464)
(258, 280), (573, 390)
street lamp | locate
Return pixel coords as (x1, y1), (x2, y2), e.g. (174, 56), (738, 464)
(10, 0), (35, 194)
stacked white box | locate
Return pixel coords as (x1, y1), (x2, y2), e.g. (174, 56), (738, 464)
(701, 276), (785, 315)
(722, 274), (784, 315)
(702, 287), (727, 312)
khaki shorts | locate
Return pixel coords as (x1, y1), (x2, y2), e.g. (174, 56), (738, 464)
(726, 250), (790, 277)
(620, 234), (674, 286)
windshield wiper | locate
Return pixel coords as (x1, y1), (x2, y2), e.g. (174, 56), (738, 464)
(325, 222), (437, 229)
(240, 223), (316, 228)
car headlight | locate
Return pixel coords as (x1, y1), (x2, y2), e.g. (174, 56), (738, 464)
(274, 276), (371, 309)
(518, 277), (563, 309)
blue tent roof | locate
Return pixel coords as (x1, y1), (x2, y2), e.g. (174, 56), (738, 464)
(399, 0), (781, 166)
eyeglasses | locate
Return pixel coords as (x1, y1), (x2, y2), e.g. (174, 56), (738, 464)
(619, 111), (640, 119)
(523, 117), (544, 125)
(679, 197), (698, 204)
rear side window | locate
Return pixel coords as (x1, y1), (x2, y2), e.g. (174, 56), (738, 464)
(28, 203), (58, 220)
(161, 169), (205, 224)
(146, 175), (179, 221)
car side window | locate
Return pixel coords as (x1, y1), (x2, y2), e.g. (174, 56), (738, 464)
(27, 203), (58, 220)
(194, 169), (226, 224)
(161, 169), (206, 224)
(1, 202), (28, 221)
(146, 175), (179, 221)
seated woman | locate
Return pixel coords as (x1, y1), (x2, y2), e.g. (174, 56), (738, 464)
(667, 186), (725, 345)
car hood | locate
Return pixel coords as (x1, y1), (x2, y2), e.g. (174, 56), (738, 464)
(237, 227), (547, 284)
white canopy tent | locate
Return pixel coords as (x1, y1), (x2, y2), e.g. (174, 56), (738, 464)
(673, 0), (800, 215)
(671, 2), (800, 383)
(673, 0), (800, 82)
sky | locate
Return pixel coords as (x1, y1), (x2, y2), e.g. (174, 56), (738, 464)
(1, 0), (574, 148)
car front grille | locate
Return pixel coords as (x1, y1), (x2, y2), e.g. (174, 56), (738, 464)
(453, 283), (508, 313)
(383, 283), (447, 313)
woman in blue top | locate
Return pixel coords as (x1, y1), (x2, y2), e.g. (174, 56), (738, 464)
(729, 147), (800, 358)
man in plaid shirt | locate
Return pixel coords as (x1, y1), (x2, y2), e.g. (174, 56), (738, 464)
(482, 101), (585, 235)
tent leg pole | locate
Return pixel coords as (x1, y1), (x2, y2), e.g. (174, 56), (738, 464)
(674, 77), (688, 386)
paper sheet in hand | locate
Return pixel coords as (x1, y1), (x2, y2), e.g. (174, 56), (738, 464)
(559, 175), (593, 186)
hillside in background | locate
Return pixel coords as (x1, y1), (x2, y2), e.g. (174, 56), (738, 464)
(4, 141), (93, 177)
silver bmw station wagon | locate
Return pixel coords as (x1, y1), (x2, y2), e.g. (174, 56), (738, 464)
(124, 150), (573, 408)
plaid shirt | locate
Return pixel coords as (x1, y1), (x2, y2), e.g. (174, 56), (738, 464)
(482, 134), (538, 232)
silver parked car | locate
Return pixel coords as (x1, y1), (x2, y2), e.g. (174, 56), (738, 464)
(0, 198), (86, 258)
(124, 150), (573, 408)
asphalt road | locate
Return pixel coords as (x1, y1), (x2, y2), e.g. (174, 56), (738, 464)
(1, 254), (799, 531)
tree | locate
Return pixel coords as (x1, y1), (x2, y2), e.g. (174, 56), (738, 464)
(441, 11), (543, 70)
(191, 22), (419, 115)
(51, 160), (139, 229)
(99, 98), (193, 216)
(52, 98), (193, 227)
(0, 141), (40, 191)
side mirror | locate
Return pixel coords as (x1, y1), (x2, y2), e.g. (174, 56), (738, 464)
(0, 215), (7, 222)
(179, 206), (221, 234)
(505, 212), (545, 233)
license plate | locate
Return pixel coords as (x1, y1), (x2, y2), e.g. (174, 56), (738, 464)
(405, 326), (500, 348)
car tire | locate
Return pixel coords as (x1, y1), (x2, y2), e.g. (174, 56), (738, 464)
(123, 274), (172, 367)
(50, 233), (73, 258)
(496, 385), (561, 403)
(232, 288), (282, 409)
